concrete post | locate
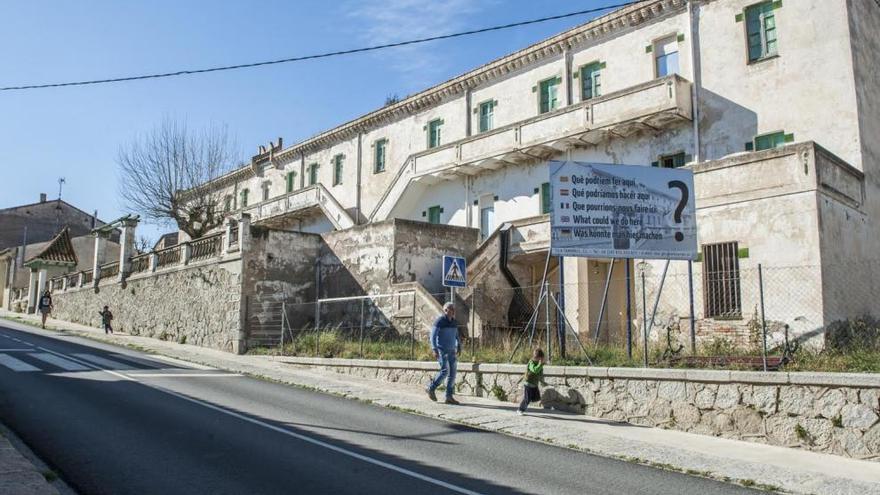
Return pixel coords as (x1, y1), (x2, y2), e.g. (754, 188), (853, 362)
(78, 270), (85, 288)
(92, 232), (108, 282)
(223, 219), (233, 255)
(27, 269), (38, 313)
(181, 242), (191, 266)
(117, 218), (139, 281)
(238, 213), (252, 251)
(149, 252), (159, 272)
(61, 274), (68, 291)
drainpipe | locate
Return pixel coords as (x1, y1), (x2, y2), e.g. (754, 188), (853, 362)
(300, 152), (306, 189)
(356, 132), (363, 224)
(465, 85), (472, 138)
(564, 46), (573, 107)
(465, 175), (472, 228)
(688, 0), (702, 163)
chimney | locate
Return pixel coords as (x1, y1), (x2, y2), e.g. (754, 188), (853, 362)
(39, 193), (47, 203)
(277, 137), (283, 149)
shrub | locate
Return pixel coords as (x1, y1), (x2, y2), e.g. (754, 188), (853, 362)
(825, 316), (880, 353)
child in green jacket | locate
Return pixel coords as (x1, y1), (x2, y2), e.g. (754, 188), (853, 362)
(517, 348), (546, 415)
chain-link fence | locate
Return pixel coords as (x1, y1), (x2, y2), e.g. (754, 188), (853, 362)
(244, 258), (880, 369)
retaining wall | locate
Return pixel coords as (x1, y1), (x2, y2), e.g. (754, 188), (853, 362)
(277, 356), (880, 461)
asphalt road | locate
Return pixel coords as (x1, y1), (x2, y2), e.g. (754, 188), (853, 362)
(0, 320), (762, 495)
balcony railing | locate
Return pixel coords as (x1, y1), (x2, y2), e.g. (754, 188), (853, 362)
(99, 261), (119, 280)
(190, 233), (223, 262)
(66, 273), (80, 288)
(370, 74), (693, 221)
(155, 245), (182, 269)
(82, 270), (94, 285)
(130, 254), (150, 275)
(242, 184), (355, 230)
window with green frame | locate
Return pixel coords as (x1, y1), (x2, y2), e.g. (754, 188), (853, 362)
(746, 1), (778, 62)
(540, 182), (551, 214)
(332, 154), (344, 186)
(538, 77), (560, 114)
(308, 163), (319, 186)
(374, 139), (386, 173)
(427, 119), (442, 148)
(427, 205), (441, 224)
(240, 189), (249, 208)
(286, 171), (297, 193)
(655, 152), (686, 169)
(262, 182), (271, 201)
(478, 101), (495, 133)
(754, 131), (790, 151)
(580, 63), (602, 100)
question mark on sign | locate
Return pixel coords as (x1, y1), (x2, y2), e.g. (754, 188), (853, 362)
(667, 180), (688, 242)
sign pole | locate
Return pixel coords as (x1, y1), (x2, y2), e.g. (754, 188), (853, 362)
(625, 259), (633, 360)
(688, 260), (696, 354)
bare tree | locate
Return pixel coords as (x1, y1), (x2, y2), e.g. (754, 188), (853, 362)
(118, 119), (240, 239)
(135, 235), (153, 254)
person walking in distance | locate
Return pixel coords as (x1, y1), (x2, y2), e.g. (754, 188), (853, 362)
(37, 290), (53, 329)
(99, 305), (114, 334)
(426, 302), (461, 405)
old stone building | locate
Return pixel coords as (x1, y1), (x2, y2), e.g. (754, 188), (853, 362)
(46, 0), (880, 352)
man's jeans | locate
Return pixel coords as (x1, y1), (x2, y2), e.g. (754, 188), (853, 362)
(428, 349), (457, 399)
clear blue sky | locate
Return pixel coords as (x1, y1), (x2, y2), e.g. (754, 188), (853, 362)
(1, 1), (619, 242)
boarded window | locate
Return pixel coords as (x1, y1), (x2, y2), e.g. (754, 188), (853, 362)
(374, 139), (386, 173)
(308, 163), (319, 186)
(540, 182), (551, 214)
(703, 242), (742, 318)
(333, 155), (344, 186)
(428, 205), (441, 224)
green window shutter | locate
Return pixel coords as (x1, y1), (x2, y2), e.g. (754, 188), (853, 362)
(651, 161), (659, 167)
(428, 206), (441, 224)
(374, 140), (386, 173)
(754, 131), (786, 151)
(737, 247), (750, 259)
(677, 33), (685, 42)
(572, 71), (578, 79)
(745, 142), (754, 151)
(599, 61), (606, 69)
(645, 44), (653, 53)
(540, 182), (551, 214)
(783, 133), (794, 143)
(333, 155), (344, 185)
(772, 0), (782, 8)
(308, 163), (318, 185)
(286, 171), (297, 193)
(241, 189), (249, 208)
(735, 12), (744, 22)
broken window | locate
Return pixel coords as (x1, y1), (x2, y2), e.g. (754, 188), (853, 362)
(654, 35), (680, 77)
(703, 241), (742, 318)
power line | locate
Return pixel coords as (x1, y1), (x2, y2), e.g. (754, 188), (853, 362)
(1, 1), (640, 92)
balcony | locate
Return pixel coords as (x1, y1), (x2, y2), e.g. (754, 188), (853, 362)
(243, 184), (355, 230)
(371, 74), (693, 221)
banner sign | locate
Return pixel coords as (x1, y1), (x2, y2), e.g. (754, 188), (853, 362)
(549, 161), (697, 260)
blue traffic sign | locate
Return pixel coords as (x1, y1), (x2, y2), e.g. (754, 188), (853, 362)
(442, 255), (467, 288)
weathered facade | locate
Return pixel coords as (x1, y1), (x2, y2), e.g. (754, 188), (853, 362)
(46, 0), (880, 351)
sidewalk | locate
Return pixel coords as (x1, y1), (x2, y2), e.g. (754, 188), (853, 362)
(0, 424), (60, 495)
(3, 310), (880, 495)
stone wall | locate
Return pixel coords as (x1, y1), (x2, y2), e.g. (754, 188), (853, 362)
(52, 257), (243, 352)
(279, 356), (880, 461)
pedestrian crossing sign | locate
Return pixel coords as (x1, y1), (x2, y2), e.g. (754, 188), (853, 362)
(442, 255), (467, 288)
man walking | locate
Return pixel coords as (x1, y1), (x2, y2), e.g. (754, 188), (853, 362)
(427, 302), (461, 405)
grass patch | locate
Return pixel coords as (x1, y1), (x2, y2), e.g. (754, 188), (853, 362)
(42, 470), (58, 482)
(489, 384), (508, 402)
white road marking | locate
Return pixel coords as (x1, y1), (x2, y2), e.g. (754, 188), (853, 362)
(31, 353), (90, 371)
(32, 346), (484, 495)
(0, 354), (41, 372)
(145, 354), (216, 370)
(128, 373), (243, 378)
(74, 353), (137, 369)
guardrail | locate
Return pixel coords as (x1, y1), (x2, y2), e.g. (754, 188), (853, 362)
(99, 261), (119, 280)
